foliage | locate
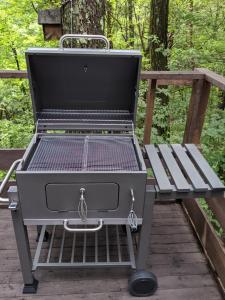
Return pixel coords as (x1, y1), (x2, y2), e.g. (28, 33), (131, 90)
(199, 198), (223, 237)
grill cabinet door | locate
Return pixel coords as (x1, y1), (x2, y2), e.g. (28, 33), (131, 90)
(46, 183), (119, 212)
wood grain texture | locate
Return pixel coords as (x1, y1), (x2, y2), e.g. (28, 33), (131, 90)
(183, 198), (225, 293)
(0, 203), (222, 299)
(143, 79), (157, 144)
(196, 68), (225, 91)
(183, 79), (211, 144)
(140, 70), (204, 80)
(0, 149), (25, 170)
(0, 68), (224, 91)
(0, 70), (27, 78)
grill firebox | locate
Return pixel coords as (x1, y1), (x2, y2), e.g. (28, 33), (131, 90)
(27, 136), (140, 172)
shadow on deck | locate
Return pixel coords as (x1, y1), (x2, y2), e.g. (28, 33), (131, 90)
(0, 202), (222, 300)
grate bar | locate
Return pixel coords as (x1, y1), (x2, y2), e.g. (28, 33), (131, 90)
(71, 232), (76, 263)
(83, 232), (87, 263)
(82, 136), (89, 170)
(95, 231), (98, 263)
(106, 225), (110, 262)
(59, 230), (66, 263)
(47, 225), (56, 263)
(116, 225), (122, 262)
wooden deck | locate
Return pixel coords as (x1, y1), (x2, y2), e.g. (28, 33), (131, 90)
(0, 202), (222, 300)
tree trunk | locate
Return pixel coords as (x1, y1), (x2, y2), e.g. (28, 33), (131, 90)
(62, 0), (106, 48)
(149, 0), (170, 139)
(150, 0), (169, 71)
(105, 1), (113, 47)
(127, 0), (134, 47)
(188, 0), (195, 69)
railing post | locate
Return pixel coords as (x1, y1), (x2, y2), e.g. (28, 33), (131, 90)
(183, 78), (211, 144)
(143, 79), (157, 145)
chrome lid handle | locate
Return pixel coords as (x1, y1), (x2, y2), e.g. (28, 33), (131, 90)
(59, 34), (110, 50)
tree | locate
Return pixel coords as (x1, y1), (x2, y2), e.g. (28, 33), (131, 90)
(149, 0), (169, 71)
(127, 0), (134, 47)
(149, 0), (170, 138)
(62, 0), (106, 48)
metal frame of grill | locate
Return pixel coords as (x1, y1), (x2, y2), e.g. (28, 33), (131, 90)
(1, 34), (224, 297)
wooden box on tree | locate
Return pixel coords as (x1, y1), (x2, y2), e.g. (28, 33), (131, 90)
(38, 8), (62, 41)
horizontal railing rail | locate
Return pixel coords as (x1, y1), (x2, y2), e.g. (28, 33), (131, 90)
(0, 68), (225, 291)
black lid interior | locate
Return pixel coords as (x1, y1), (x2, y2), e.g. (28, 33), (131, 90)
(26, 50), (141, 122)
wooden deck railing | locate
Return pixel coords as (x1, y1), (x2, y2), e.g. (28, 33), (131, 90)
(0, 68), (225, 291)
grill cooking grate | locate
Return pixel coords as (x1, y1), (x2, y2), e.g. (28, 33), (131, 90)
(27, 136), (139, 171)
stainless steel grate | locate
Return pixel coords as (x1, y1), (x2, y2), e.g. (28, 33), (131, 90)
(86, 136), (139, 171)
(32, 225), (136, 270)
(27, 137), (85, 171)
(27, 136), (139, 171)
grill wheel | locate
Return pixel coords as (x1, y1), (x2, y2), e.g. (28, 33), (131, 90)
(128, 270), (158, 297)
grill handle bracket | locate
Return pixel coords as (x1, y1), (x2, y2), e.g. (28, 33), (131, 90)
(63, 219), (103, 233)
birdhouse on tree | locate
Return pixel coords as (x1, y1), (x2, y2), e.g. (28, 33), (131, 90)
(38, 8), (62, 41)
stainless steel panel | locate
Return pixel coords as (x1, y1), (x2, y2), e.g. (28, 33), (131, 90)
(16, 172), (146, 220)
(46, 182), (119, 212)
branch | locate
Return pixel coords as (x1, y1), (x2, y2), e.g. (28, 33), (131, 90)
(107, 10), (127, 42)
(133, 6), (146, 52)
(30, 0), (38, 14)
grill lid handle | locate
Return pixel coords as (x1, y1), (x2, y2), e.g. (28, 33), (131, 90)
(59, 34), (110, 50)
(63, 219), (103, 232)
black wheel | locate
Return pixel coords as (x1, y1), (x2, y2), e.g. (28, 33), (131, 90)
(128, 271), (158, 297)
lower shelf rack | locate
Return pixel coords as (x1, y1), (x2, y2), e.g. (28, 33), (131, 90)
(33, 224), (136, 270)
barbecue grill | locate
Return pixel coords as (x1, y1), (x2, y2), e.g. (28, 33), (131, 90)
(0, 34), (224, 297)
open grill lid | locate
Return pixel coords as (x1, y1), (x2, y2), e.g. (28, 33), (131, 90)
(26, 35), (142, 130)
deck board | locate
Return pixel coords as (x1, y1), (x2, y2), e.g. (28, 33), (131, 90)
(0, 203), (222, 299)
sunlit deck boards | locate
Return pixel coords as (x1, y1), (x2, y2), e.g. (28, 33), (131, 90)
(0, 203), (222, 300)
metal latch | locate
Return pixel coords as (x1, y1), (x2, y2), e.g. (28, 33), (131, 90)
(8, 201), (18, 211)
(78, 187), (87, 222)
(127, 188), (138, 231)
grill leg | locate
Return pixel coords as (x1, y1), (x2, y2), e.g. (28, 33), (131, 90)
(136, 186), (155, 270)
(128, 186), (157, 297)
(10, 189), (38, 294)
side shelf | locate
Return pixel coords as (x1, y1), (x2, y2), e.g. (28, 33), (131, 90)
(145, 144), (225, 200)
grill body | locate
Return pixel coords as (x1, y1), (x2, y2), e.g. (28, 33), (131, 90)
(16, 134), (147, 224)
(3, 38), (225, 296)
(5, 40), (159, 296)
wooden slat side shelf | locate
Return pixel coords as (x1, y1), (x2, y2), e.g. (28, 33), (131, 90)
(145, 144), (225, 200)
